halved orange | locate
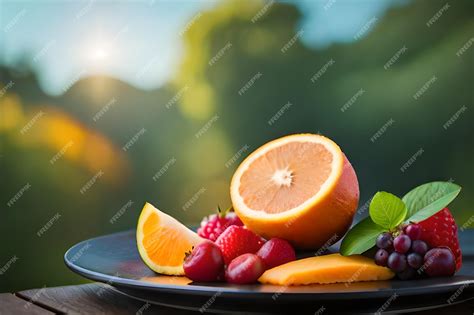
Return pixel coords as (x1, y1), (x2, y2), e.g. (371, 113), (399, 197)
(230, 134), (359, 249)
(136, 203), (203, 275)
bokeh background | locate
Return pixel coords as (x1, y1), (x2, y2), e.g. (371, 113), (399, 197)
(1, 0), (472, 292)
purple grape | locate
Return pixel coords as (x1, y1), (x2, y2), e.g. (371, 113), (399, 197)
(374, 249), (389, 266)
(394, 235), (411, 253)
(376, 232), (393, 249)
(411, 240), (429, 255)
(397, 267), (416, 280)
(387, 252), (407, 272)
(423, 247), (456, 277)
(407, 252), (423, 269)
(404, 224), (421, 240)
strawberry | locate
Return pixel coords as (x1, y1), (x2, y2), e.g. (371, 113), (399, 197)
(417, 207), (462, 271)
(197, 206), (243, 241)
(215, 225), (266, 265)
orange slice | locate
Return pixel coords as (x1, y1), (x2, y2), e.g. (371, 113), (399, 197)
(136, 203), (203, 275)
(230, 134), (359, 249)
(258, 254), (394, 285)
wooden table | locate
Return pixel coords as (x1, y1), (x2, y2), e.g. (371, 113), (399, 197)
(1, 282), (473, 314)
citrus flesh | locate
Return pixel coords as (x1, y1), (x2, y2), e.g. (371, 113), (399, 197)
(258, 254), (394, 285)
(230, 134), (359, 249)
(136, 202), (203, 275)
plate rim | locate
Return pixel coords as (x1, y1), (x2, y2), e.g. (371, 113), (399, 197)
(64, 230), (474, 300)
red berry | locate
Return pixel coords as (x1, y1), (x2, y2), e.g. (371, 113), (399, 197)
(423, 247), (456, 277)
(215, 226), (266, 265)
(393, 235), (411, 253)
(183, 240), (224, 282)
(197, 206), (243, 241)
(374, 249), (389, 266)
(387, 252), (407, 272)
(418, 207), (462, 271)
(404, 224), (421, 240)
(225, 253), (265, 284)
(256, 238), (296, 269)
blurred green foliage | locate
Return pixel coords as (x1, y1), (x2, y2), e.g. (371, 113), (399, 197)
(1, 0), (473, 292)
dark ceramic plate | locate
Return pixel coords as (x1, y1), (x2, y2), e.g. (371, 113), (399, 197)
(65, 230), (474, 314)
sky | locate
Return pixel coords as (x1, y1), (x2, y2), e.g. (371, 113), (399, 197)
(0, 0), (409, 96)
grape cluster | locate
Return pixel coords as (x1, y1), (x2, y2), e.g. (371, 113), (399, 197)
(374, 224), (456, 279)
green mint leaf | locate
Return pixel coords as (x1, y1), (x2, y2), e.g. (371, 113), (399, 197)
(369, 192), (408, 229)
(340, 217), (387, 256)
(402, 181), (461, 223)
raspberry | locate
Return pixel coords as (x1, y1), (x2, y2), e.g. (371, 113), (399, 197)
(197, 206), (243, 241)
(417, 207), (462, 271)
(215, 226), (266, 265)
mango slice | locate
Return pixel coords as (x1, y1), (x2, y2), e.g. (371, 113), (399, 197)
(258, 253), (394, 285)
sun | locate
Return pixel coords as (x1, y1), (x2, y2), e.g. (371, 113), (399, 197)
(89, 47), (109, 61)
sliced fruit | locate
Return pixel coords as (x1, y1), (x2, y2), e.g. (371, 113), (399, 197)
(258, 253), (394, 285)
(230, 134), (359, 249)
(136, 202), (203, 275)
(418, 207), (462, 271)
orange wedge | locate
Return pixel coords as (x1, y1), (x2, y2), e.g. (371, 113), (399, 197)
(258, 254), (394, 285)
(230, 134), (359, 249)
(136, 203), (203, 275)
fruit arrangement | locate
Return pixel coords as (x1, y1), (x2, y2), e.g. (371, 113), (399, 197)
(136, 134), (463, 286)
(340, 183), (462, 280)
